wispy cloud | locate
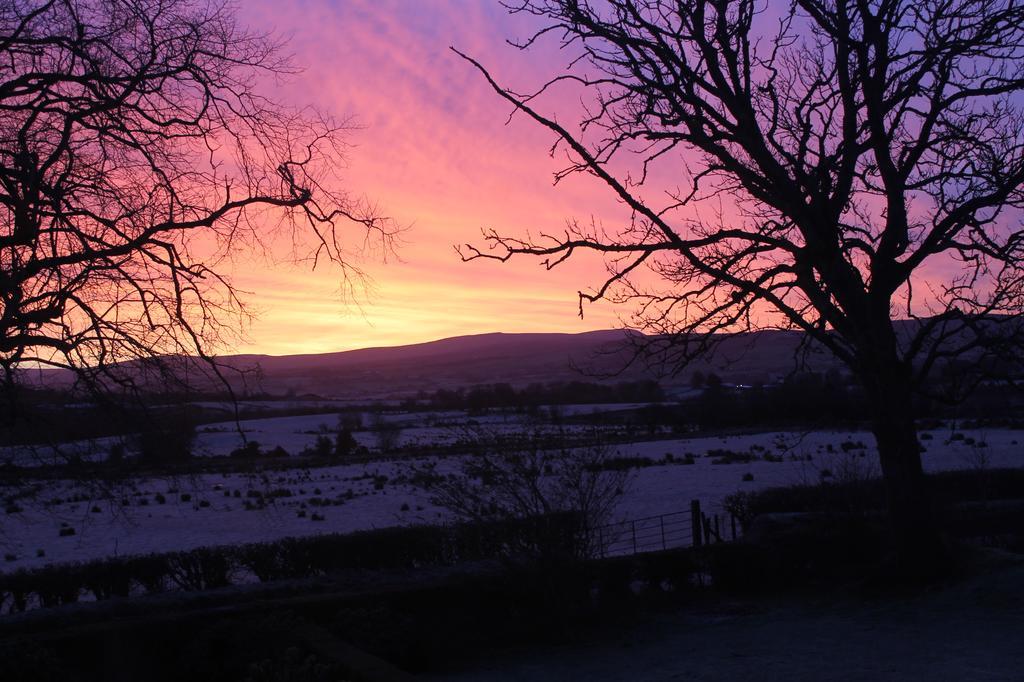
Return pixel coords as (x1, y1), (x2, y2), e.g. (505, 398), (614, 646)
(224, 0), (634, 353)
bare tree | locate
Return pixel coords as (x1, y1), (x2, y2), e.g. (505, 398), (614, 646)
(456, 0), (1024, 556)
(0, 0), (394, 398)
(414, 428), (630, 558)
(370, 412), (403, 453)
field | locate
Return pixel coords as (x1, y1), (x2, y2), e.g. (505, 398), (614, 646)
(2, 401), (1021, 572)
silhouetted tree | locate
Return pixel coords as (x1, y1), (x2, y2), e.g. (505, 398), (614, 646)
(334, 426), (357, 458)
(458, 0), (1024, 557)
(371, 412), (402, 453)
(413, 428), (630, 558)
(133, 405), (196, 464)
(0, 0), (393, 396)
(307, 434), (333, 458)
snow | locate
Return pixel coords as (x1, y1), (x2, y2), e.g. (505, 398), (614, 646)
(3, 420), (1021, 573)
(0, 404), (667, 467)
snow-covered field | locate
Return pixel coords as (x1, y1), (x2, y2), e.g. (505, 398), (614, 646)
(190, 402), (665, 454)
(2, 421), (1021, 572)
(0, 403), (656, 465)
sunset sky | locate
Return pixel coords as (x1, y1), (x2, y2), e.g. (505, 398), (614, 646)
(223, 0), (635, 355)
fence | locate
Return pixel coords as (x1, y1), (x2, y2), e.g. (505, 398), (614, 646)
(594, 499), (739, 558)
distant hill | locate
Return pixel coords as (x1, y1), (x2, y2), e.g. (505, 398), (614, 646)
(24, 317), (1024, 399)
(29, 328), (842, 398)
(23, 327), (864, 399)
(207, 328), (843, 399)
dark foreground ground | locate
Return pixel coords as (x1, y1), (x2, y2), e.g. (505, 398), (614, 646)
(4, 526), (1024, 681)
(431, 551), (1024, 682)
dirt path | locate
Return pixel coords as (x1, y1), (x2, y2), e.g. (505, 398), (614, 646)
(430, 554), (1024, 681)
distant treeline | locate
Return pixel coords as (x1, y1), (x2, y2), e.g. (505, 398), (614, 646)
(680, 370), (1024, 431)
(0, 395), (202, 450)
(401, 380), (665, 412)
(3, 369), (1021, 453)
(689, 371), (869, 429)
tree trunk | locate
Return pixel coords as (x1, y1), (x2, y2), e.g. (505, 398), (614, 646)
(863, 365), (944, 567)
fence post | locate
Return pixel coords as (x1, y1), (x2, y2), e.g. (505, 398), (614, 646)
(730, 513), (737, 541)
(690, 499), (702, 547)
(714, 514), (721, 543)
(660, 515), (666, 551)
(631, 520), (638, 554)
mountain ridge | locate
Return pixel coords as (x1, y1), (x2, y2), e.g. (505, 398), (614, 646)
(31, 327), (847, 399)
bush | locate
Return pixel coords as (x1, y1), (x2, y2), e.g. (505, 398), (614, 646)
(334, 426), (358, 458)
(25, 565), (82, 608)
(81, 558), (133, 600)
(303, 434), (333, 458)
(230, 441), (261, 458)
(372, 416), (402, 453)
(236, 538), (318, 582)
(723, 468), (1024, 538)
(166, 548), (233, 591)
(413, 430), (629, 559)
(267, 445), (290, 458)
(708, 448), (756, 464)
(133, 407), (196, 464)
(125, 555), (171, 594)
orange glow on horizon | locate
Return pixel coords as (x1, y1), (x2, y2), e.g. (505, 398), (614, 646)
(224, 1), (972, 357)
(218, 0), (638, 355)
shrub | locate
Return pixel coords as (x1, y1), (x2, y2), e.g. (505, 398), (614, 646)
(230, 441), (261, 458)
(334, 426), (358, 458)
(133, 407), (196, 464)
(27, 565), (82, 608)
(725, 468), (1024, 532)
(82, 559), (133, 600)
(0, 514), (589, 614)
(108, 442), (126, 464)
(237, 541), (309, 582)
(166, 548), (233, 591)
(267, 445), (290, 458)
(304, 434), (333, 458)
(120, 556), (168, 594)
(708, 449), (756, 464)
(586, 455), (656, 471)
(411, 428), (629, 559)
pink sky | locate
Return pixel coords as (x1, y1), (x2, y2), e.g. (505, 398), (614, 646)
(220, 1), (1002, 358)
(219, 0), (637, 355)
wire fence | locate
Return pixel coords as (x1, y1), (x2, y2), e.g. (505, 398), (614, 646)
(594, 501), (740, 558)
(596, 510), (694, 557)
